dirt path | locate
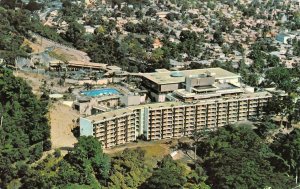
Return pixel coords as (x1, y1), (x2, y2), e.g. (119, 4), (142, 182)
(49, 102), (78, 149)
(28, 34), (90, 62)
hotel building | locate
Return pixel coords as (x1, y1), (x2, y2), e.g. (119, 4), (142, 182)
(80, 68), (272, 148)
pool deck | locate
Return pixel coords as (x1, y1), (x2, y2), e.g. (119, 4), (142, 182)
(80, 88), (120, 97)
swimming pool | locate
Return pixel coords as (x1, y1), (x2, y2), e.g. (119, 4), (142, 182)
(81, 88), (119, 97)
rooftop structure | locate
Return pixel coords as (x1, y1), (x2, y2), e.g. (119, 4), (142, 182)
(49, 60), (108, 71)
(141, 68), (241, 102)
(142, 68), (239, 85)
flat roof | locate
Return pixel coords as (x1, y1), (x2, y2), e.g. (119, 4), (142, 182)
(49, 60), (107, 70)
(142, 68), (240, 85)
(86, 108), (133, 123)
(84, 91), (271, 123)
(85, 101), (184, 123)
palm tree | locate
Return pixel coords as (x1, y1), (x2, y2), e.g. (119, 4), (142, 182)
(59, 70), (67, 86)
(191, 128), (208, 163)
(91, 72), (98, 84)
(83, 83), (92, 90)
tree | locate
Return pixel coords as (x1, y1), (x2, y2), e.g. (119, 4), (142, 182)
(25, 0), (42, 12)
(271, 129), (300, 184)
(290, 100), (300, 125)
(0, 68), (50, 187)
(293, 40), (300, 56)
(178, 31), (203, 58)
(191, 129), (208, 162)
(0, 0), (18, 9)
(179, 30), (199, 42)
(20, 137), (110, 188)
(166, 12), (179, 21)
(151, 48), (164, 62)
(264, 67), (297, 94)
(254, 116), (278, 139)
(135, 10), (143, 19)
(219, 17), (234, 33)
(65, 22), (85, 44)
(0, 7), (34, 63)
(189, 62), (208, 69)
(142, 156), (187, 189)
(83, 83), (92, 90)
(264, 94), (293, 126)
(145, 7), (156, 17)
(198, 124), (294, 189)
(61, 0), (84, 21)
(185, 165), (211, 189)
(108, 148), (152, 188)
(65, 136), (110, 184)
(0, 155), (15, 187)
(21, 171), (52, 189)
(212, 30), (224, 45)
(242, 72), (260, 87)
(250, 56), (265, 73)
(86, 34), (119, 65)
(266, 55), (280, 67)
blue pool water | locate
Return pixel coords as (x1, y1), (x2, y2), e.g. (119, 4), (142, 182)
(81, 88), (119, 97)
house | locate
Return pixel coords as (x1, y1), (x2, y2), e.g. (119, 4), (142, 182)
(153, 38), (163, 49)
(84, 25), (95, 33)
(169, 59), (185, 70)
(292, 0), (300, 7)
(276, 33), (294, 44)
(156, 11), (169, 18)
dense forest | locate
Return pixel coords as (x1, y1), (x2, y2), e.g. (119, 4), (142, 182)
(0, 68), (50, 187)
(0, 5), (32, 63)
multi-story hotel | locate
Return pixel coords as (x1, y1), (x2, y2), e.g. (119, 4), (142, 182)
(80, 68), (272, 148)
